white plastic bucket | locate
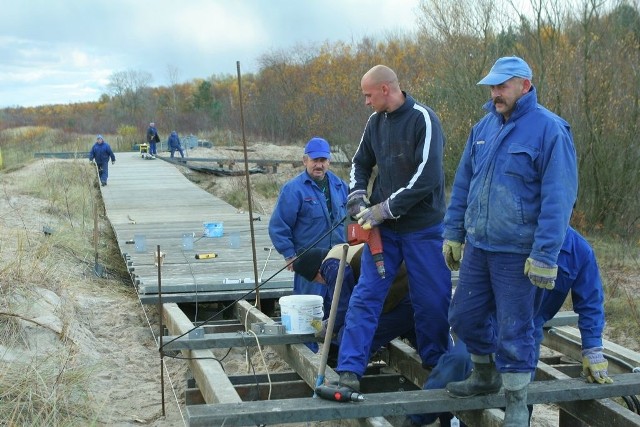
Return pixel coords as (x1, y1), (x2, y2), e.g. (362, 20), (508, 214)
(279, 295), (324, 334)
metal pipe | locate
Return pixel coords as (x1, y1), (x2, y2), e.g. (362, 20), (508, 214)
(236, 61), (261, 311)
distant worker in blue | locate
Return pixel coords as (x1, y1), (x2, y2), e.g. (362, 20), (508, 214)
(404, 226), (611, 426)
(89, 134), (116, 186)
(292, 243), (415, 357)
(269, 137), (348, 301)
(146, 122), (160, 157)
(168, 131), (185, 159)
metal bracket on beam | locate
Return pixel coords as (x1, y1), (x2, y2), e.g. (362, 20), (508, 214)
(251, 322), (286, 335)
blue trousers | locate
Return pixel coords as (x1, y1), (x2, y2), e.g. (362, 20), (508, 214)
(448, 245), (543, 372)
(409, 340), (471, 426)
(337, 223), (452, 376)
(97, 161), (109, 183)
(170, 146), (184, 158)
(149, 141), (157, 155)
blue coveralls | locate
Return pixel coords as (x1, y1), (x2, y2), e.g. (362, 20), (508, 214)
(146, 125), (159, 155)
(409, 227), (604, 426)
(444, 86), (578, 373)
(168, 131), (184, 158)
(320, 257), (416, 352)
(268, 170), (347, 298)
(89, 139), (115, 184)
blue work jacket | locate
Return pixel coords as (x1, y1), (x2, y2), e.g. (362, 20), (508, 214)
(269, 170), (347, 259)
(444, 86), (578, 265)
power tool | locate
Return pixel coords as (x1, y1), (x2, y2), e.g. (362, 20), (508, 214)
(315, 385), (365, 402)
(347, 223), (385, 278)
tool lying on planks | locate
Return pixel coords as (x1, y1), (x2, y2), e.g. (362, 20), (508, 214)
(347, 223), (385, 278)
(195, 253), (217, 259)
(315, 385), (365, 402)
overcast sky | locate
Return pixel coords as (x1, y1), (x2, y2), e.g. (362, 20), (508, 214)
(0, 0), (421, 108)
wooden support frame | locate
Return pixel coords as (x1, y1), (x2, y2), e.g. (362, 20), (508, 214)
(186, 372), (640, 426)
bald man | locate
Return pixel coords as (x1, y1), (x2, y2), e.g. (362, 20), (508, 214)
(336, 65), (452, 392)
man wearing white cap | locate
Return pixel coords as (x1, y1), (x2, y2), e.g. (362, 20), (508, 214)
(442, 56), (578, 426)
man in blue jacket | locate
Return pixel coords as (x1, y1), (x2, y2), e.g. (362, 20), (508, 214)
(89, 134), (116, 186)
(269, 137), (348, 301)
(336, 65), (452, 392)
(146, 122), (159, 157)
(406, 227), (610, 426)
(168, 131), (184, 159)
(442, 56), (578, 425)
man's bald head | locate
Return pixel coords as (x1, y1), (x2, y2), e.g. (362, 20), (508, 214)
(362, 65), (399, 90)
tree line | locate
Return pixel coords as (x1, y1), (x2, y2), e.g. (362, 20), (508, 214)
(0, 0), (638, 236)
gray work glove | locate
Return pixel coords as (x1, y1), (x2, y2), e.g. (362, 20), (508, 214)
(524, 257), (557, 289)
(346, 190), (369, 219)
(310, 319), (328, 342)
(582, 347), (613, 384)
(356, 199), (393, 230)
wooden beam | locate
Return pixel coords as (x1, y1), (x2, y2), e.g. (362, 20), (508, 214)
(543, 326), (640, 374)
(162, 303), (241, 404)
(186, 372), (640, 426)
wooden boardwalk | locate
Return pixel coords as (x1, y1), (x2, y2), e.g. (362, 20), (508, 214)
(100, 151), (294, 304)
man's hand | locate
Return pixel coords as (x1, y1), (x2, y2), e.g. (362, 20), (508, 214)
(582, 347), (613, 384)
(285, 256), (296, 272)
(112, 160), (115, 165)
(442, 240), (462, 271)
(346, 190), (369, 219)
(355, 200), (392, 230)
(524, 257), (557, 289)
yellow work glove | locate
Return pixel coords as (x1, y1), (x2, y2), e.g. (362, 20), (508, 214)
(524, 257), (557, 290)
(355, 199), (393, 230)
(310, 319), (328, 342)
(442, 240), (462, 271)
(582, 347), (613, 384)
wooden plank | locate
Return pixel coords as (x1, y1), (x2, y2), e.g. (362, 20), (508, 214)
(186, 373), (640, 426)
(162, 303), (241, 404)
(543, 326), (640, 374)
(533, 360), (640, 427)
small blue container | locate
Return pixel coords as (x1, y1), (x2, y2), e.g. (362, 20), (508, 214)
(203, 222), (223, 237)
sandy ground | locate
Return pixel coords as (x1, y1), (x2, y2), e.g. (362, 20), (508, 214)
(1, 144), (636, 426)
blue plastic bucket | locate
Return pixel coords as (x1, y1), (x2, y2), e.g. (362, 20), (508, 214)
(203, 222), (223, 237)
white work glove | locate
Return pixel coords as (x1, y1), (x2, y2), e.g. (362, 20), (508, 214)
(442, 240), (462, 271)
(524, 257), (557, 289)
(582, 347), (613, 384)
(355, 199), (393, 230)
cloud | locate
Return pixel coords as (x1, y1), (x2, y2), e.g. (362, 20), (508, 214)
(0, 0), (420, 107)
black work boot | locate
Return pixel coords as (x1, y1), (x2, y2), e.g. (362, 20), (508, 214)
(502, 372), (530, 426)
(338, 371), (360, 392)
(446, 354), (502, 398)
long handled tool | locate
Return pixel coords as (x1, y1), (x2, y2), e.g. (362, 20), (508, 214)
(314, 244), (349, 396)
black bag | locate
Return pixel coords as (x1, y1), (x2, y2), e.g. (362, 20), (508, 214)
(153, 133), (160, 143)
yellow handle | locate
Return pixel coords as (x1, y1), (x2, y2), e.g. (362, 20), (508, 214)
(195, 253), (218, 259)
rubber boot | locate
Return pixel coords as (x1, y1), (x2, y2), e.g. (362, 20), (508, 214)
(446, 354), (502, 398)
(338, 371), (360, 392)
(502, 372), (530, 427)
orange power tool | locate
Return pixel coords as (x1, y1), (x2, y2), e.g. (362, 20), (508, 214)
(347, 223), (385, 278)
